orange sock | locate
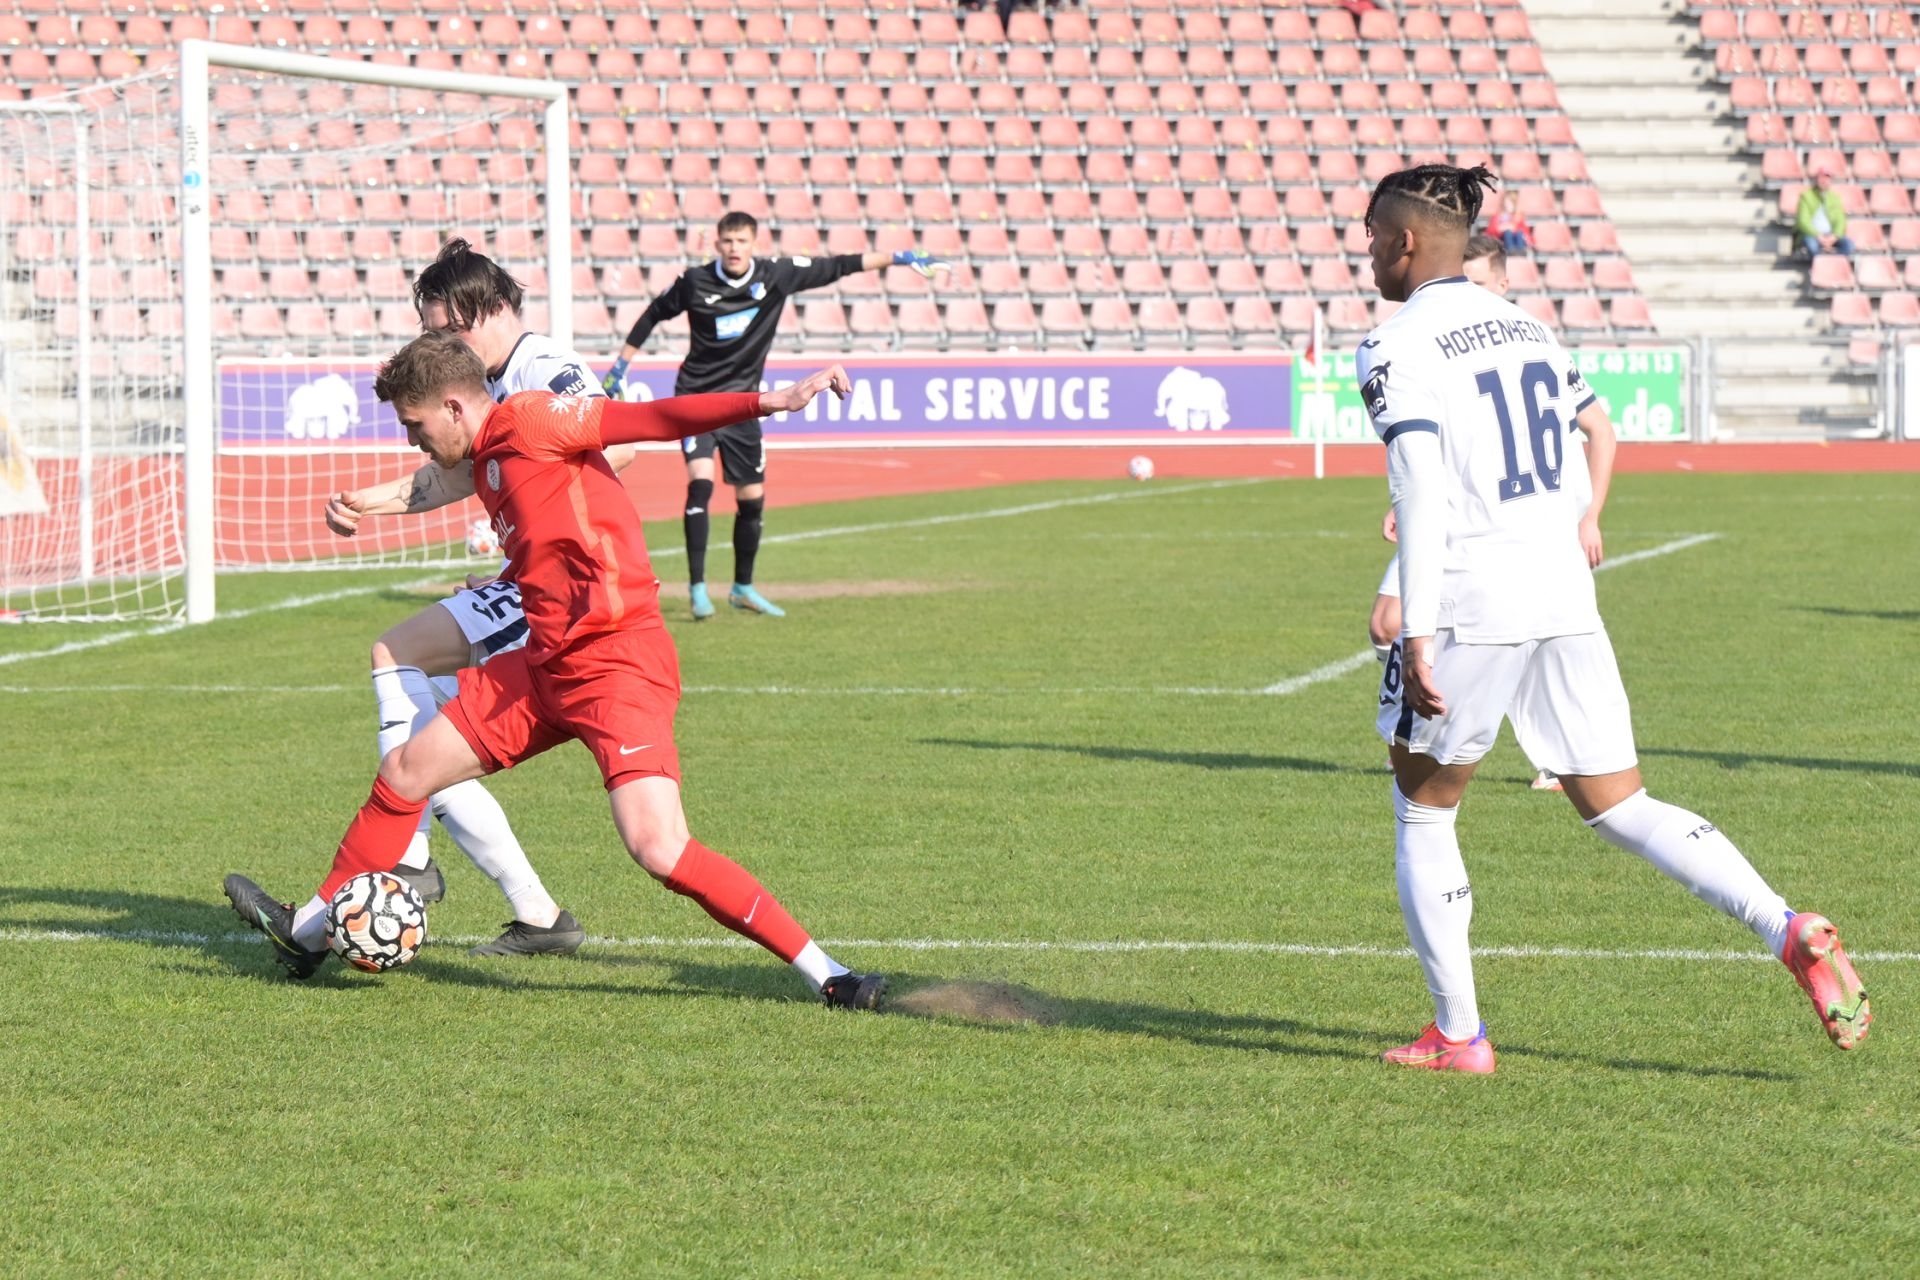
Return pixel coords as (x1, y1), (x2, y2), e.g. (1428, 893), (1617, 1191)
(664, 839), (810, 962)
(318, 776), (428, 901)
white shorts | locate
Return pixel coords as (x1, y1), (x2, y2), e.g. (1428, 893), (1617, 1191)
(1376, 554), (1400, 599)
(435, 578), (529, 670)
(1376, 628), (1638, 776)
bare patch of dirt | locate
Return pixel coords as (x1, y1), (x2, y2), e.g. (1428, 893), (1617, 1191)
(892, 980), (1062, 1026)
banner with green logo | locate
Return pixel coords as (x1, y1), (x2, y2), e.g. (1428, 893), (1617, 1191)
(1291, 345), (1690, 442)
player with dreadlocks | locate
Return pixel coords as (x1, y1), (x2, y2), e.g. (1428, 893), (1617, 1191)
(1359, 165), (1868, 1073)
(1366, 233), (1619, 794)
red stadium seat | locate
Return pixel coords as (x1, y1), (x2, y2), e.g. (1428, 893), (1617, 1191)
(1559, 297), (1608, 332)
(1871, 283), (1919, 331)
(1603, 297), (1654, 333)
(1829, 292), (1875, 327)
(1854, 256), (1900, 292)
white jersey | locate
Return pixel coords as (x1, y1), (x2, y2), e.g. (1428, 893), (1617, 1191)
(1359, 276), (1601, 643)
(488, 331), (604, 404)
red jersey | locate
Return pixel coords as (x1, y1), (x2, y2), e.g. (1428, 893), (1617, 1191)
(468, 390), (760, 664)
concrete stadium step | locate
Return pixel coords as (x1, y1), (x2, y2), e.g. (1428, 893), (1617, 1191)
(1714, 342), (1864, 376)
(1639, 268), (1808, 303)
(1555, 86), (1728, 118)
(1714, 377), (1877, 411)
(1526, 17), (1696, 53)
(1573, 122), (1747, 156)
(1587, 156), (1758, 193)
(1650, 299), (1826, 336)
(1603, 194), (1776, 229)
(1545, 56), (1712, 87)
(1625, 228), (1798, 261)
(1525, 0), (1679, 18)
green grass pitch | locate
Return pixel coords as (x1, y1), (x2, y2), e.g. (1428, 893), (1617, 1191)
(1, 471), (1915, 1277)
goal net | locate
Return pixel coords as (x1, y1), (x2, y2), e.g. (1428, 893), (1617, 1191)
(0, 43), (570, 623)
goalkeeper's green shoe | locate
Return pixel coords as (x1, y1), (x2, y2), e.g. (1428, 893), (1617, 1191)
(689, 582), (716, 621)
(222, 874), (329, 980)
(728, 584), (785, 617)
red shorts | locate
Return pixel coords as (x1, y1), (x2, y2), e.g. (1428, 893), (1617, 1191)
(440, 626), (682, 790)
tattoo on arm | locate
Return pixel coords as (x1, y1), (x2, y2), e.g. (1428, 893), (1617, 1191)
(404, 467), (443, 513)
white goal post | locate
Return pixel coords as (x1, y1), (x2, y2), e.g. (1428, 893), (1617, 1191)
(179, 40), (571, 622)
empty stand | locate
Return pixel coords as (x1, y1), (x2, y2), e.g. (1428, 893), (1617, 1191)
(7, 0), (1650, 354)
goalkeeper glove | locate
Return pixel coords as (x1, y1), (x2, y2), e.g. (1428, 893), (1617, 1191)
(892, 248), (950, 280)
(601, 357), (630, 400)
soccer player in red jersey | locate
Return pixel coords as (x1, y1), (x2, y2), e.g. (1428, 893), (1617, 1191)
(224, 332), (886, 1008)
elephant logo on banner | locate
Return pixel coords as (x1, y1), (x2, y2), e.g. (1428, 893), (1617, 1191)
(1155, 366), (1231, 432)
(284, 373), (361, 441)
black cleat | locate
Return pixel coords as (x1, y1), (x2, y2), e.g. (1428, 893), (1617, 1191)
(468, 909), (586, 957)
(394, 857), (446, 905)
(821, 971), (888, 1011)
(222, 873), (330, 979)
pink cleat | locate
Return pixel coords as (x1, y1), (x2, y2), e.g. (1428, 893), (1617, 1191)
(1530, 770), (1563, 792)
(1382, 1022), (1497, 1074)
(1782, 913), (1871, 1049)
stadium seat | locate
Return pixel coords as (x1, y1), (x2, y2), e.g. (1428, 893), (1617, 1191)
(1879, 292), (1920, 327)
(0, 0), (1655, 357)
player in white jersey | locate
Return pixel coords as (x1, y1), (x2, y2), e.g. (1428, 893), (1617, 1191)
(1367, 234), (1616, 792)
(1359, 166), (1868, 1072)
(310, 240), (629, 958)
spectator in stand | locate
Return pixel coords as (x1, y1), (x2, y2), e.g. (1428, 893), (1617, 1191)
(1485, 191), (1534, 255)
(1795, 170), (1855, 260)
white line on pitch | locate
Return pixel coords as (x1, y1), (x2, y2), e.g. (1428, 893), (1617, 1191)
(1599, 532), (1723, 569)
(1261, 650), (1378, 696)
(0, 580), (439, 669)
(0, 479), (1265, 667)
(647, 476), (1267, 559)
(0, 926), (1913, 964)
(1252, 532), (1727, 698)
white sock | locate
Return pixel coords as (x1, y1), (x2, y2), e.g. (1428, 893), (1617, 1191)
(789, 940), (849, 994)
(291, 895), (329, 950)
(1588, 789), (1793, 958)
(372, 666), (440, 871)
(372, 663), (435, 754)
(1393, 783), (1481, 1039)
(430, 781), (560, 927)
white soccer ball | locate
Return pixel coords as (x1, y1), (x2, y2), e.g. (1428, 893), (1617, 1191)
(465, 518), (501, 559)
(1127, 455), (1155, 482)
(326, 871), (427, 973)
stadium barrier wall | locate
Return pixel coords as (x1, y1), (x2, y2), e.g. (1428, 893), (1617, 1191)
(225, 348), (1698, 453)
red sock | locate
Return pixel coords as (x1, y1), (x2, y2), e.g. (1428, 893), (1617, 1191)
(664, 839), (810, 963)
(317, 777), (428, 901)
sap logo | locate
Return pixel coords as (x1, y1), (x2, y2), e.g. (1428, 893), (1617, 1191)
(1154, 366), (1231, 432)
(547, 366), (590, 396)
(284, 374), (360, 441)
(1362, 361), (1392, 419)
(714, 307), (759, 341)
